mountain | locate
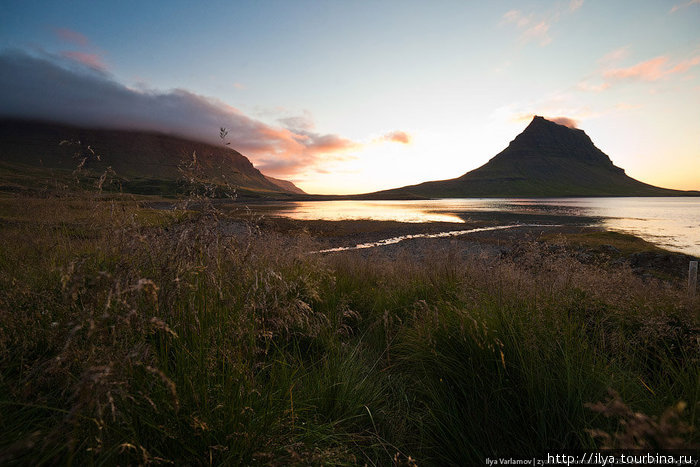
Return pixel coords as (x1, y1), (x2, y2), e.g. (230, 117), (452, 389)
(264, 175), (306, 194)
(0, 119), (305, 196)
(370, 116), (697, 198)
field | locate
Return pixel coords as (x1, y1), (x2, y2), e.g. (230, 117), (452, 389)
(0, 183), (698, 465)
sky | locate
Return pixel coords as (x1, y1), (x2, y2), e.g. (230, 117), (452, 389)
(1, 1), (699, 194)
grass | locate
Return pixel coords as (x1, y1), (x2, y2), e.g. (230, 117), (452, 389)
(0, 183), (698, 465)
(541, 230), (662, 255)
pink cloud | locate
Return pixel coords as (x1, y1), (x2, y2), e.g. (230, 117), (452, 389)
(615, 103), (642, 111)
(523, 21), (551, 46)
(295, 132), (357, 153)
(53, 28), (109, 74)
(604, 56), (667, 81)
(501, 10), (552, 46)
(385, 131), (412, 144)
(508, 114), (578, 128)
(54, 27), (89, 46)
(569, 0), (584, 11)
(604, 55), (700, 82)
(60, 51), (108, 72)
(502, 10), (531, 28)
(219, 118), (359, 175)
(670, 0), (700, 13)
(599, 46), (629, 65)
(580, 48), (700, 93)
(549, 116), (578, 128)
(501, 2), (581, 47)
(667, 56), (700, 74)
(496, 97), (600, 127)
(577, 81), (611, 92)
(509, 112), (537, 124)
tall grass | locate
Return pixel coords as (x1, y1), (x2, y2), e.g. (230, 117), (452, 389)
(0, 188), (697, 465)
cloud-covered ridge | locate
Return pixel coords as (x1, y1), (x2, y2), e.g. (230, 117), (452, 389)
(0, 50), (358, 177)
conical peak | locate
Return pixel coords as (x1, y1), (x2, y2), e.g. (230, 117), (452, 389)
(525, 115), (579, 132)
(513, 116), (591, 149)
(494, 116), (615, 167)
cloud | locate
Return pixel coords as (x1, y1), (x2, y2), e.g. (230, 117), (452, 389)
(501, 2), (582, 47)
(494, 85), (646, 130)
(549, 116), (578, 128)
(54, 28), (89, 46)
(604, 55), (700, 82)
(60, 51), (107, 72)
(577, 81), (611, 92)
(52, 28), (109, 72)
(277, 111), (315, 132)
(380, 131), (412, 144)
(604, 56), (668, 81)
(295, 132), (356, 153)
(502, 10), (552, 46)
(492, 90), (601, 128)
(599, 46), (629, 65)
(522, 21), (552, 46)
(667, 56), (700, 74)
(670, 0), (700, 13)
(509, 113), (577, 127)
(569, 0), (584, 11)
(502, 10), (532, 28)
(615, 103), (642, 111)
(0, 49), (358, 177)
(578, 49), (700, 92)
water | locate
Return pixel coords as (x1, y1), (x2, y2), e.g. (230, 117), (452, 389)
(271, 198), (700, 256)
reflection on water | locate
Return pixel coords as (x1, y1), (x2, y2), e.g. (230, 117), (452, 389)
(275, 200), (466, 223)
(313, 224), (555, 253)
(274, 198), (700, 256)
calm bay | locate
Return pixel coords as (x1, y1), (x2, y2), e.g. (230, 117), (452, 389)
(266, 197), (700, 256)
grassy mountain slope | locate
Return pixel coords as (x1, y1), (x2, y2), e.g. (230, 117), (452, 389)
(0, 119), (305, 196)
(264, 175), (306, 194)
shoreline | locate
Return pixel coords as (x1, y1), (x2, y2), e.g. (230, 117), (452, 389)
(138, 195), (700, 257)
(247, 215), (698, 284)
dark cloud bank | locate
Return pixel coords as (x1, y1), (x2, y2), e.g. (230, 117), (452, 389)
(0, 50), (360, 176)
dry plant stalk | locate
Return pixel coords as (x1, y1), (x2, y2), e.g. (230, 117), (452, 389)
(586, 389), (696, 450)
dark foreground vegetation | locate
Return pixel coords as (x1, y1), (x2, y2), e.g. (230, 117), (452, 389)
(0, 185), (698, 465)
